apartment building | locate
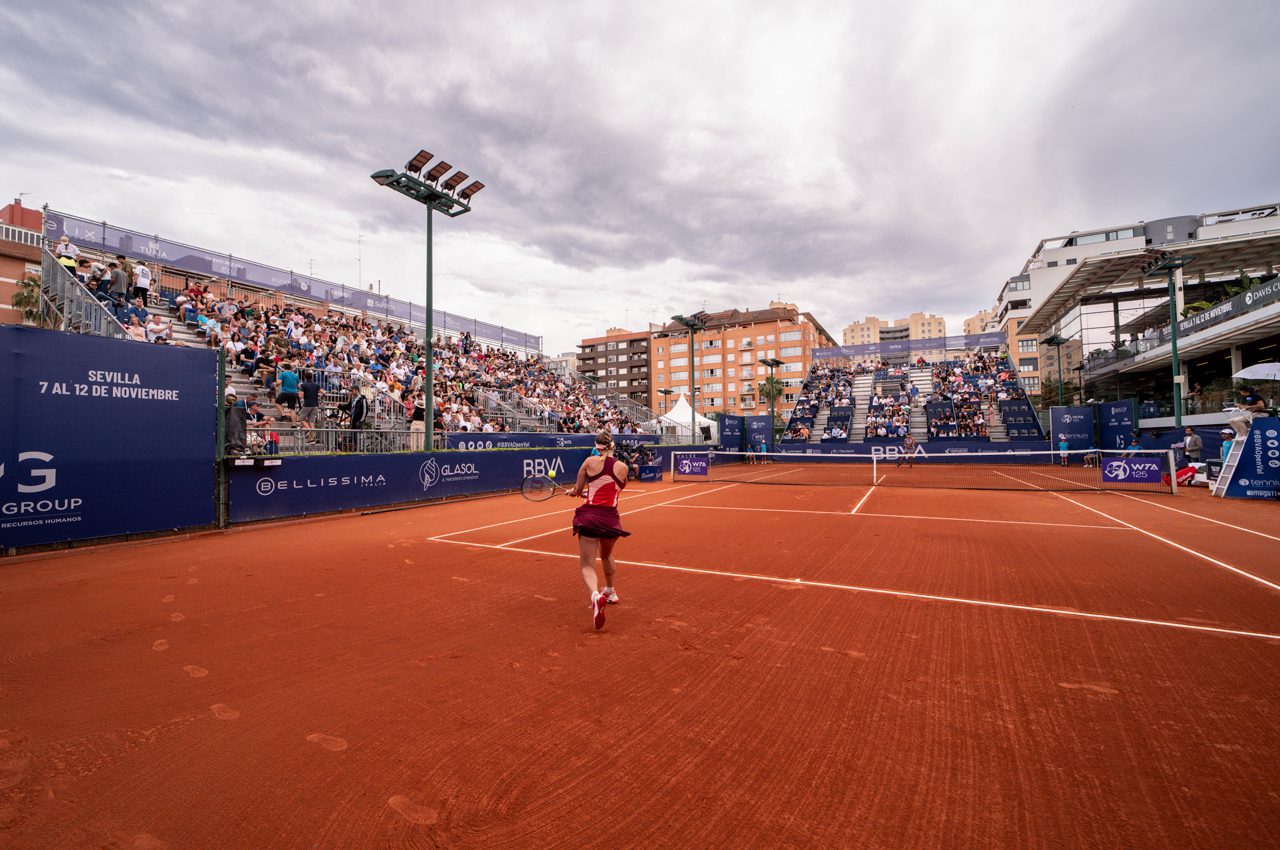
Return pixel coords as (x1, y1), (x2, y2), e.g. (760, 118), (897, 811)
(841, 312), (947, 361)
(576, 327), (652, 406)
(650, 301), (836, 417)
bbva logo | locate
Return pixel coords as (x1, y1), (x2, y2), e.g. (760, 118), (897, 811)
(524, 457), (565, 478)
(0, 451), (57, 493)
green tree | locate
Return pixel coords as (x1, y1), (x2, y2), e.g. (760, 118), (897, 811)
(758, 376), (785, 423)
(9, 274), (44, 326)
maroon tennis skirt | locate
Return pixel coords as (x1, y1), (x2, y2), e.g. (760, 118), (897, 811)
(572, 503), (630, 539)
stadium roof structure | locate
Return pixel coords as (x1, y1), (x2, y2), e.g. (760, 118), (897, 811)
(1020, 229), (1280, 337)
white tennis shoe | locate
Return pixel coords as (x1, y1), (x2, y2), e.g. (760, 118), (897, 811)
(601, 587), (619, 604)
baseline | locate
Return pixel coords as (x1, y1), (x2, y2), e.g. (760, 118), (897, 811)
(665, 502), (1130, 531)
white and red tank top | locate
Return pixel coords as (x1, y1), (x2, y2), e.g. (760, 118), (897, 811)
(584, 456), (626, 507)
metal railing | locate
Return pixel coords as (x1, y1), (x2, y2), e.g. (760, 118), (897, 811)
(231, 426), (436, 456)
(39, 250), (129, 341)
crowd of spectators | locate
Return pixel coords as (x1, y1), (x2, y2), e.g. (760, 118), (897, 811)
(170, 280), (646, 436)
(866, 391), (911, 439)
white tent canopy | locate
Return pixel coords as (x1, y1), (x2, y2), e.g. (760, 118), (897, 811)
(659, 393), (717, 442)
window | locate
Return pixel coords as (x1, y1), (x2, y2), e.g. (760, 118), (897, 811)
(656, 360), (665, 369)
(703, 354), (722, 364)
(782, 362), (802, 373)
(670, 357), (687, 367)
(1018, 339), (1037, 353)
(741, 368), (754, 379)
(726, 353), (735, 363)
(727, 382), (736, 392)
(655, 373), (664, 383)
(607, 342), (617, 350)
(703, 368), (721, 378)
(766, 334), (775, 343)
(671, 371), (688, 381)
(740, 338), (754, 349)
(766, 350), (776, 359)
(1007, 279), (1030, 292)
(782, 378), (804, 388)
(1018, 358), (1037, 373)
(780, 346), (801, 357)
(607, 368), (616, 376)
(606, 355), (616, 363)
(704, 383), (723, 393)
(617, 380), (628, 388)
(607, 380), (617, 388)
(727, 367), (736, 377)
(702, 340), (721, 349)
(780, 330), (802, 342)
(727, 339), (735, 348)
(670, 385), (688, 395)
(670, 343), (687, 354)
(756, 336), (766, 345)
(657, 345), (664, 355)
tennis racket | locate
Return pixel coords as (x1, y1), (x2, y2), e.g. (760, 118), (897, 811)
(520, 474), (571, 502)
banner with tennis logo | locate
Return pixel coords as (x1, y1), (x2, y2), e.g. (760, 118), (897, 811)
(1223, 421), (1280, 500)
(718, 415), (744, 451)
(1049, 406), (1096, 450)
(675, 455), (709, 477)
(1100, 457), (1164, 484)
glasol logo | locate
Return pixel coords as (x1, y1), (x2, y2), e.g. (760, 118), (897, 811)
(419, 458), (481, 491)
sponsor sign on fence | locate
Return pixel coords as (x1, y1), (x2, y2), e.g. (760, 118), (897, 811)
(1223, 421), (1280, 500)
(229, 448), (593, 522)
(1100, 457), (1164, 484)
(675, 456), (710, 477)
(1099, 399), (1136, 450)
(443, 433), (658, 451)
(0, 327), (216, 548)
(1049, 406), (1096, 450)
(1177, 277), (1280, 336)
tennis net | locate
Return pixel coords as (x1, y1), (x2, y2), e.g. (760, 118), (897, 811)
(671, 449), (1177, 493)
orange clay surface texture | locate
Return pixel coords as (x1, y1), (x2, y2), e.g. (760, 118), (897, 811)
(0, 478), (1278, 849)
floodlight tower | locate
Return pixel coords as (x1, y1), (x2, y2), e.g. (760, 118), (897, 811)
(371, 150), (485, 450)
(1142, 252), (1197, 428)
(672, 313), (709, 441)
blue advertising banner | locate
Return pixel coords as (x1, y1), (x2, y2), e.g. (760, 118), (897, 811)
(744, 415), (773, 452)
(771, 440), (1053, 462)
(1099, 399), (1136, 450)
(1223, 420), (1280, 499)
(812, 332), (1007, 360)
(444, 433), (657, 451)
(1049, 406), (1096, 450)
(1101, 457), (1165, 484)
(229, 448), (593, 522)
(675, 456), (709, 476)
(0, 327), (216, 548)
(718, 415), (744, 451)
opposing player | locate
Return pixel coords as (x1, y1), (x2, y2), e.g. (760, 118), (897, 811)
(896, 433), (918, 467)
(567, 431), (630, 630)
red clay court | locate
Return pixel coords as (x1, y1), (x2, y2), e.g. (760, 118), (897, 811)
(1, 471), (1278, 848)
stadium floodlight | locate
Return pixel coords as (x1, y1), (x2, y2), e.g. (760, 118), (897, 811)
(441, 171), (469, 194)
(458, 181), (486, 202)
(370, 148), (484, 452)
(672, 313), (709, 441)
(758, 357), (785, 437)
(424, 161), (452, 183)
(405, 150), (432, 173)
(1142, 253), (1198, 428)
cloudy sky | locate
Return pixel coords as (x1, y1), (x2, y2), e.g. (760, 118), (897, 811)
(4, 0), (1278, 353)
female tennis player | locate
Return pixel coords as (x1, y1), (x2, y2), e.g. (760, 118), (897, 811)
(567, 430), (630, 630)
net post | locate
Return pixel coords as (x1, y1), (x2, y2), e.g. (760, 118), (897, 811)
(1168, 449), (1178, 494)
(872, 454), (878, 485)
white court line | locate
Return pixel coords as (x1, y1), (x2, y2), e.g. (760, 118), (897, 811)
(494, 482), (747, 547)
(430, 483), (697, 540)
(1113, 492), (1280, 543)
(851, 486), (875, 515)
(429, 536), (1280, 643)
(490, 466), (801, 548)
(995, 470), (1280, 595)
(667, 503), (1130, 530)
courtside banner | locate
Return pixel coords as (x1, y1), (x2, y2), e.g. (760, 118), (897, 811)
(1101, 457), (1164, 484)
(1050, 406), (1095, 450)
(0, 327), (216, 548)
(775, 440), (1052, 462)
(1223, 421), (1280, 500)
(228, 448), (592, 522)
(1099, 399), (1135, 450)
(445, 433), (657, 451)
(745, 415), (773, 451)
(718, 415), (744, 451)
(675, 456), (709, 476)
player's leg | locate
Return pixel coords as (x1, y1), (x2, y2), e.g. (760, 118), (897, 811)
(599, 536), (619, 603)
(578, 535), (600, 596)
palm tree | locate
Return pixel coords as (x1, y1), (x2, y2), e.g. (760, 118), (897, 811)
(758, 376), (785, 425)
(9, 274), (44, 326)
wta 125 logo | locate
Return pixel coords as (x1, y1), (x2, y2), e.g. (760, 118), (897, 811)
(1102, 458), (1163, 484)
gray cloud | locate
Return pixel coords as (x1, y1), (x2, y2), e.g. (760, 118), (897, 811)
(3, 0), (1278, 353)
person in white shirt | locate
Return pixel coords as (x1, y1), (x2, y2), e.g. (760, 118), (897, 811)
(132, 263), (152, 301)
